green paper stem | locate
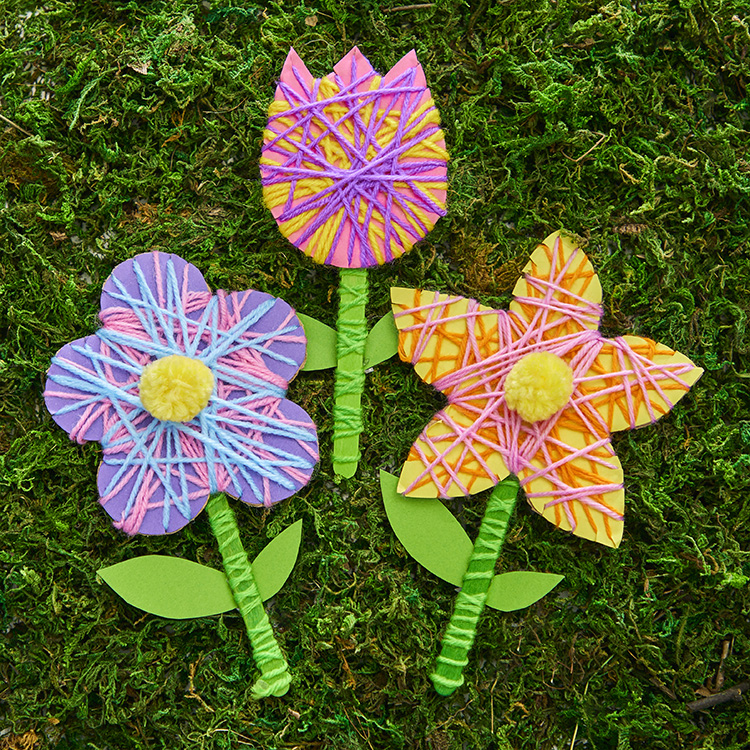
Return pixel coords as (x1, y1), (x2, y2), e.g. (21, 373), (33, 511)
(332, 267), (369, 477)
(205, 493), (291, 699)
(431, 476), (520, 696)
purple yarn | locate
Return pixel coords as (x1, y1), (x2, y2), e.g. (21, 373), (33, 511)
(261, 48), (448, 268)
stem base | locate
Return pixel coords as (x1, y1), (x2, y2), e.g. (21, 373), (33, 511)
(430, 476), (520, 696)
(206, 494), (292, 699)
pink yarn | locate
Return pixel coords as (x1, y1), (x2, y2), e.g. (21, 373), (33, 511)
(394, 236), (702, 543)
(45, 251), (319, 536)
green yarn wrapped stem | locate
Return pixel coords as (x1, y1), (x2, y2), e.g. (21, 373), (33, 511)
(431, 476), (520, 696)
(205, 493), (291, 699)
(332, 267), (369, 478)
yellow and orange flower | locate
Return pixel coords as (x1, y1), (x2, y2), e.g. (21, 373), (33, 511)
(391, 231), (703, 547)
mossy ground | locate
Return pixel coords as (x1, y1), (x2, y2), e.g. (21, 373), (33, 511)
(2, 1), (750, 748)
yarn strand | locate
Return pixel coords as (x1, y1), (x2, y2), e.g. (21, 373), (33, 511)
(206, 493), (292, 699)
(431, 476), (520, 696)
(332, 268), (369, 477)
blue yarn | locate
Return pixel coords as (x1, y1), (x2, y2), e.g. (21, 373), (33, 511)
(101, 259), (302, 369)
(48, 254), (318, 532)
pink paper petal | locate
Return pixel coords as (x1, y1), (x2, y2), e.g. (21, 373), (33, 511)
(278, 47), (315, 103)
(383, 49), (426, 88)
(333, 46), (376, 89)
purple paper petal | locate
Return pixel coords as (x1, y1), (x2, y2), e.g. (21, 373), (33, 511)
(208, 289), (307, 388)
(45, 334), (142, 444)
(208, 396), (319, 508)
(101, 251), (209, 311)
(99, 252), (212, 355)
(97, 422), (211, 535)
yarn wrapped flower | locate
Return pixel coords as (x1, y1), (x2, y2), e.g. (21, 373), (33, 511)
(390, 231), (703, 694)
(260, 47), (449, 477)
(44, 251), (319, 698)
(261, 46), (448, 268)
(45, 251), (318, 535)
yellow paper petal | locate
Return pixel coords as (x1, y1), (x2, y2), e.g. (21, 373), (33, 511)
(510, 231), (603, 341)
(391, 288), (508, 393)
(580, 335), (704, 432)
(519, 407), (624, 548)
(398, 404), (509, 498)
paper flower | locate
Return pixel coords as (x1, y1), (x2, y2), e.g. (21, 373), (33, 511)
(45, 251), (319, 536)
(259, 47), (449, 479)
(260, 47), (448, 269)
(392, 231), (703, 548)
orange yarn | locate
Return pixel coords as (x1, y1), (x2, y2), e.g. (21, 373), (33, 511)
(392, 231), (703, 547)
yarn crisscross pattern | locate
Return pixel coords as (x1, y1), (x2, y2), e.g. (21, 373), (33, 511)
(392, 232), (702, 548)
(45, 251), (319, 536)
(261, 47), (448, 268)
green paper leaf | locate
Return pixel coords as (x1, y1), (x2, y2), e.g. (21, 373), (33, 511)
(364, 311), (399, 368)
(98, 556), (236, 619)
(298, 313), (337, 371)
(380, 471), (563, 610)
(98, 520), (304, 619)
(251, 519), (303, 601)
(380, 470), (472, 586)
(485, 571), (564, 612)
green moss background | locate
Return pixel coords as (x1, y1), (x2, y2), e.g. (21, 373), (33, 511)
(1, 0), (749, 747)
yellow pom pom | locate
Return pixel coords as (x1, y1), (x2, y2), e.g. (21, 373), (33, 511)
(139, 355), (214, 422)
(504, 352), (574, 423)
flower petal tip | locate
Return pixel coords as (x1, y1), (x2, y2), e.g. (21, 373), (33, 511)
(384, 49), (426, 87)
(279, 48), (314, 99)
(510, 231), (603, 336)
(100, 251), (209, 315)
(390, 287), (417, 317)
(333, 46), (375, 84)
(397, 475), (438, 498)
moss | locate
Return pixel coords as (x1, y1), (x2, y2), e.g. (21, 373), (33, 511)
(2, 0), (750, 748)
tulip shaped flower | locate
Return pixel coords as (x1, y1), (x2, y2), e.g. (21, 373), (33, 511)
(261, 47), (448, 477)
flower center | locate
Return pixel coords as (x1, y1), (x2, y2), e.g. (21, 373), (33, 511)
(139, 355), (214, 422)
(504, 352), (574, 424)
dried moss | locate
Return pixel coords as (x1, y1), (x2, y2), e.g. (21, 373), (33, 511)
(2, 0), (750, 748)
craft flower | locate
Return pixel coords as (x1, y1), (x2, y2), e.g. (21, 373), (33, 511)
(392, 231), (703, 548)
(260, 47), (448, 268)
(44, 251), (319, 536)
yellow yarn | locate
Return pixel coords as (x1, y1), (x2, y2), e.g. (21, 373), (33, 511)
(263, 71), (448, 263)
(503, 352), (574, 423)
(139, 355), (214, 422)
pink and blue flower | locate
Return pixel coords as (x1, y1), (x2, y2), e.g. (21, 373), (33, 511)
(44, 251), (318, 536)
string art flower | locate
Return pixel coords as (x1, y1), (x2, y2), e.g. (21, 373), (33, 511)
(390, 231), (703, 694)
(45, 251), (319, 698)
(261, 47), (449, 477)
